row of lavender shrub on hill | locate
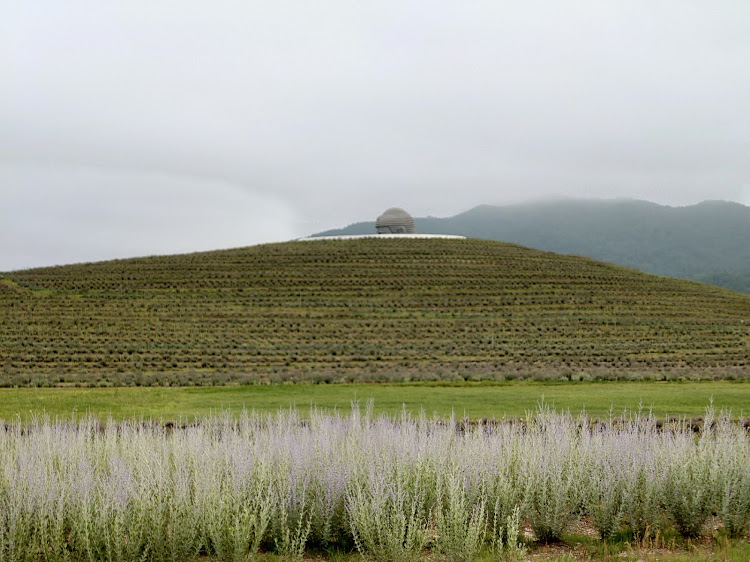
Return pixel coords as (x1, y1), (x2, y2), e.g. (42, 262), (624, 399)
(1, 405), (749, 562)
(3, 364), (748, 388)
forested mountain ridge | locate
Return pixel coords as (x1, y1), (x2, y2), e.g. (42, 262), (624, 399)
(315, 199), (750, 293)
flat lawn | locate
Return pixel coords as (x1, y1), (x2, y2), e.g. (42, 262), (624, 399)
(1, 380), (748, 421)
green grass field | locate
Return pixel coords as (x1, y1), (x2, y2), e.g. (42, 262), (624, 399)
(2, 380), (748, 421)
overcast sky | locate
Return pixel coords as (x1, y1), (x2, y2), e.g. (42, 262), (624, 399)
(2, 0), (749, 270)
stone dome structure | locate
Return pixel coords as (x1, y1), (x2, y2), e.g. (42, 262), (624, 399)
(375, 208), (417, 234)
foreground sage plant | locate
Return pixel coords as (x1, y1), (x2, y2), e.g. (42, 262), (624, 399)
(0, 405), (747, 561)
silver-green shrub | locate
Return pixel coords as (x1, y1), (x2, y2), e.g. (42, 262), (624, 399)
(0, 405), (748, 561)
(432, 464), (486, 561)
(662, 422), (719, 537)
(520, 407), (582, 542)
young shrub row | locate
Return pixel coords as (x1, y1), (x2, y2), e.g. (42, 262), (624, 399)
(0, 405), (748, 561)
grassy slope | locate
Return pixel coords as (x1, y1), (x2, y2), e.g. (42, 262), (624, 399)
(1, 381), (748, 421)
(1, 238), (748, 386)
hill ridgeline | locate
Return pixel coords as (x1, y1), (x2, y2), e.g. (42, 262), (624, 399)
(316, 199), (750, 293)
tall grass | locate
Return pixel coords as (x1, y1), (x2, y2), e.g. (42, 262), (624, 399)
(0, 405), (748, 561)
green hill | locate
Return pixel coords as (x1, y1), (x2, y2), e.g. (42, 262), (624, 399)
(317, 200), (750, 293)
(1, 238), (748, 386)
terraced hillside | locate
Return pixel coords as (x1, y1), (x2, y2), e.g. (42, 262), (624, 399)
(1, 238), (748, 386)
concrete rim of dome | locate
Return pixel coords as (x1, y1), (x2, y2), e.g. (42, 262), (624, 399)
(298, 234), (466, 241)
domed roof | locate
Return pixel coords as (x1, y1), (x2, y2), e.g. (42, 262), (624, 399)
(376, 208), (417, 234)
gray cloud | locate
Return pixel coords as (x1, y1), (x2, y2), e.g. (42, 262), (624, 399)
(0, 165), (297, 270)
(2, 0), (749, 269)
